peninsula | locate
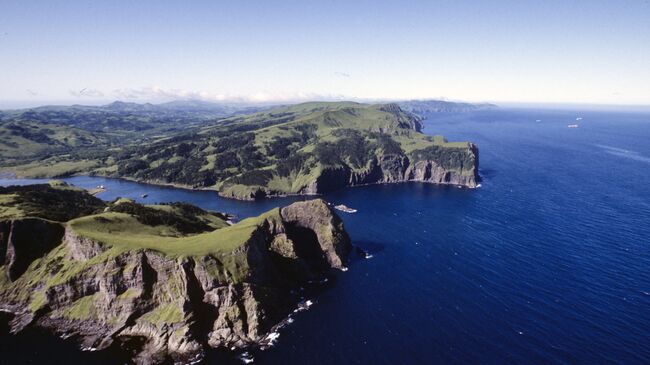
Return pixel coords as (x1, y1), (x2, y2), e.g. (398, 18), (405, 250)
(0, 182), (351, 363)
(1, 101), (480, 200)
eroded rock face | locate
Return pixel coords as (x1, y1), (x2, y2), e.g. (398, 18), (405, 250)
(280, 200), (352, 269)
(298, 143), (479, 197)
(2, 218), (65, 280)
(214, 130), (479, 201)
(0, 199), (351, 364)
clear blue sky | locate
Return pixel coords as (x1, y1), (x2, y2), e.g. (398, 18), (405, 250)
(1, 0), (649, 107)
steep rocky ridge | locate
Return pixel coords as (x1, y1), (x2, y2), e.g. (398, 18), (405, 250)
(0, 186), (351, 364)
(304, 143), (479, 195)
(238, 142), (479, 200)
(208, 103), (480, 200)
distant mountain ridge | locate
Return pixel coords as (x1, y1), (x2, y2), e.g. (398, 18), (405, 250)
(397, 99), (496, 116)
(0, 100), (271, 128)
(2, 99), (272, 114)
(1, 98), (494, 115)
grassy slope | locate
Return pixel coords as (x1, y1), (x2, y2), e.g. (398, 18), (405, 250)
(0, 183), (239, 256)
(0, 119), (110, 178)
(0, 181), (106, 221)
(0, 185), (274, 312)
(0, 184), (238, 257)
(252, 104), (468, 152)
(214, 103), (473, 196)
(0, 194), (21, 219)
(67, 208), (278, 257)
(146, 204), (230, 230)
(9, 160), (102, 179)
(1, 102), (476, 195)
(0, 101), (256, 176)
(0, 121), (108, 164)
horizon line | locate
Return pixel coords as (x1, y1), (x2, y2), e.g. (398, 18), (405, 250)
(2, 98), (650, 111)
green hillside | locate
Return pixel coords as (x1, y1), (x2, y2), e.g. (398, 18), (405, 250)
(103, 102), (476, 198)
(0, 121), (110, 165)
(1, 102), (479, 199)
(0, 100), (272, 170)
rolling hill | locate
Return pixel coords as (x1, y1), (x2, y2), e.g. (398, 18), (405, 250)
(97, 102), (478, 199)
(1, 101), (480, 199)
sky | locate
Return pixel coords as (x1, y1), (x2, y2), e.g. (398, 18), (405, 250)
(1, 0), (649, 108)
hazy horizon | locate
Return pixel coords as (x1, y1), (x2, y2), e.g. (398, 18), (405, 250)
(4, 98), (650, 113)
(1, 0), (649, 107)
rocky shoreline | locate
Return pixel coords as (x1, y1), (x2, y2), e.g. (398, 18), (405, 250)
(1, 156), (479, 201)
(0, 194), (352, 364)
(220, 143), (480, 200)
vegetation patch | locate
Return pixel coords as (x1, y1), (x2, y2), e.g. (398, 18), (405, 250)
(0, 184), (105, 221)
(116, 288), (142, 301)
(68, 208), (280, 258)
(58, 294), (99, 320)
(140, 303), (184, 327)
(106, 201), (227, 234)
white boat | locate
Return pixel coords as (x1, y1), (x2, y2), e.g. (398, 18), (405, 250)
(576, 117), (583, 121)
(567, 124), (579, 128)
(334, 204), (357, 213)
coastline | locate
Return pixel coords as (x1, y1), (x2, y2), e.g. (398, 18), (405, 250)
(0, 171), (479, 201)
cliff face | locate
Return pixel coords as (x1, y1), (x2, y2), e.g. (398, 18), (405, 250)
(1, 219), (65, 281)
(301, 143), (479, 196)
(225, 143), (479, 201)
(0, 199), (351, 364)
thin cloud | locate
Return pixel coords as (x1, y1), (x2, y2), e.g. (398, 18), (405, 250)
(113, 87), (210, 101)
(111, 86), (349, 104)
(70, 88), (104, 98)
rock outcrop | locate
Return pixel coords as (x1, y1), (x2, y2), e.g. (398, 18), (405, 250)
(299, 143), (479, 196)
(226, 142), (479, 201)
(0, 199), (351, 364)
(0, 218), (65, 280)
(242, 143), (480, 200)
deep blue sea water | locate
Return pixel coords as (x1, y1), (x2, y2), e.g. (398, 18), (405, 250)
(1, 108), (649, 364)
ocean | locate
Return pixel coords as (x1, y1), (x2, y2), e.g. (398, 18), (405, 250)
(1, 108), (649, 364)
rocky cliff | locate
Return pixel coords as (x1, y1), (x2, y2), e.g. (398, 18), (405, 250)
(307, 143), (480, 194)
(0, 196), (351, 364)
(237, 142), (480, 200)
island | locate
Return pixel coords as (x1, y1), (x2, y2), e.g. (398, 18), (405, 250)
(1, 101), (480, 201)
(0, 182), (351, 364)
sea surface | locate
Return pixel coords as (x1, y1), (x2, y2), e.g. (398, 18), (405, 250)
(1, 108), (650, 364)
